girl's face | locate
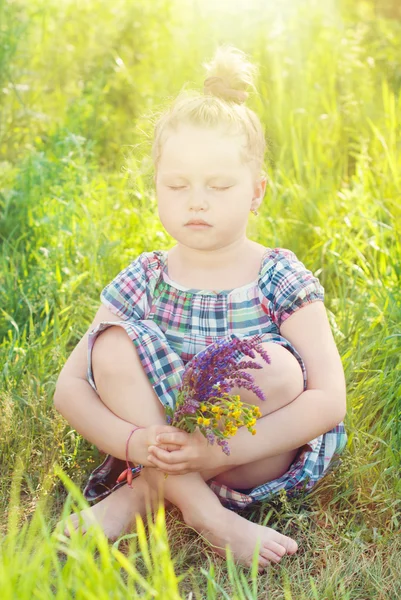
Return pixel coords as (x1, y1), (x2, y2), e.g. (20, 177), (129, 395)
(155, 123), (265, 252)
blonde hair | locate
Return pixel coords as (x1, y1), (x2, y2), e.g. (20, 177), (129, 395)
(151, 45), (266, 180)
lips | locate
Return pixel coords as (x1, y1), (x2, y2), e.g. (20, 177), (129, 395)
(185, 220), (211, 226)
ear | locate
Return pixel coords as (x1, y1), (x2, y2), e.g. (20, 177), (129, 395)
(251, 175), (267, 211)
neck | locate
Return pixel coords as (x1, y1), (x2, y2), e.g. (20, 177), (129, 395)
(171, 238), (254, 271)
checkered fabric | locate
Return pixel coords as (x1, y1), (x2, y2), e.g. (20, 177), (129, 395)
(82, 247), (347, 511)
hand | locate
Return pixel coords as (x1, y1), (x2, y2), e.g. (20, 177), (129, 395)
(146, 427), (216, 475)
(130, 424), (183, 468)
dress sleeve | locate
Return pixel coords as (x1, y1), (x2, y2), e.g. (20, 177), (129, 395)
(100, 252), (154, 320)
(259, 248), (325, 328)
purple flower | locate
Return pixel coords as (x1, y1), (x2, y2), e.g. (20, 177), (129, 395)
(179, 335), (270, 404)
(165, 335), (271, 453)
(217, 437), (231, 455)
(206, 428), (216, 444)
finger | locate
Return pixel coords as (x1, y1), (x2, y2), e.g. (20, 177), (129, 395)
(148, 449), (189, 471)
(148, 446), (186, 464)
(160, 425), (187, 435)
(156, 432), (189, 446)
(148, 455), (188, 475)
(158, 443), (181, 452)
(147, 455), (169, 471)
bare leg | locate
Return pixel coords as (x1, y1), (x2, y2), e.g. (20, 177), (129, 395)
(140, 466), (298, 571)
(204, 340), (304, 489)
(61, 326), (174, 539)
(91, 326), (304, 490)
(63, 326), (304, 565)
(61, 474), (171, 541)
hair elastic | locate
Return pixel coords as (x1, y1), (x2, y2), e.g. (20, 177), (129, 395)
(116, 426), (144, 488)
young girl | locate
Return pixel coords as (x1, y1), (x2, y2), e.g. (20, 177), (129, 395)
(54, 46), (347, 571)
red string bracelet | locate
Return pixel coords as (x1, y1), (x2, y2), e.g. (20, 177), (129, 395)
(116, 425), (144, 488)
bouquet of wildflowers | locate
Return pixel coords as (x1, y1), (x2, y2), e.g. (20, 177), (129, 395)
(165, 336), (271, 455)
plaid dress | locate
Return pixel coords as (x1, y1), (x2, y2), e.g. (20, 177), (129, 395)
(83, 247), (347, 511)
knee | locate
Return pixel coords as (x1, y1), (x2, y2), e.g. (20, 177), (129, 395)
(257, 342), (304, 398)
(92, 325), (138, 378)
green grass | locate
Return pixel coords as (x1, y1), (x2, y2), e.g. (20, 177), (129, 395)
(1, 0), (400, 597)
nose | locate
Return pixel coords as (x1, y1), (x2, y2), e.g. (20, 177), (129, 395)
(188, 186), (208, 211)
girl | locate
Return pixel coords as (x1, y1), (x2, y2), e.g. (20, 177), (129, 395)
(54, 46), (347, 571)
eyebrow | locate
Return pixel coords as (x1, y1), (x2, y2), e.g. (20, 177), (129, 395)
(159, 173), (236, 180)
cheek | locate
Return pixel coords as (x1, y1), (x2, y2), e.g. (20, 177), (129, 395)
(157, 200), (167, 220)
(158, 204), (169, 223)
(157, 201), (179, 231)
(226, 192), (251, 215)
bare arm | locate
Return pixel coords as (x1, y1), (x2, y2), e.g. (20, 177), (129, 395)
(54, 305), (146, 463)
(216, 301), (347, 467)
(152, 301), (347, 473)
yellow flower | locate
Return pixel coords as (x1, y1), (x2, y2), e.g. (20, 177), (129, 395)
(248, 418), (256, 426)
(197, 416), (204, 424)
(211, 406), (220, 413)
(232, 410), (242, 419)
(251, 429), (257, 435)
(200, 404), (208, 412)
(203, 418), (211, 426)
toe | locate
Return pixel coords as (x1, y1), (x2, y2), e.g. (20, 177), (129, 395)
(286, 538), (298, 555)
(262, 540), (286, 562)
(64, 514), (77, 531)
(64, 514), (88, 537)
(269, 540), (286, 557)
(272, 530), (298, 555)
(260, 548), (282, 564)
(257, 556), (270, 573)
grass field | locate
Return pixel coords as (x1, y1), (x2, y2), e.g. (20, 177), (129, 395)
(1, 0), (400, 597)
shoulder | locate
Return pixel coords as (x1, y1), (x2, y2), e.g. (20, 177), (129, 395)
(110, 250), (165, 281)
(259, 246), (312, 286)
(143, 250), (167, 271)
(259, 247), (324, 327)
(99, 250), (165, 320)
(260, 247), (302, 271)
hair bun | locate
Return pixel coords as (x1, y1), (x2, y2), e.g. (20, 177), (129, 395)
(203, 76), (248, 103)
(203, 45), (257, 105)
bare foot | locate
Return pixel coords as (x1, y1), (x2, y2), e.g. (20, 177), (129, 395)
(184, 504), (298, 572)
(59, 476), (154, 541)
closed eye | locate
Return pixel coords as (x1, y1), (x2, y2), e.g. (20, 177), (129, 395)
(168, 185), (232, 191)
